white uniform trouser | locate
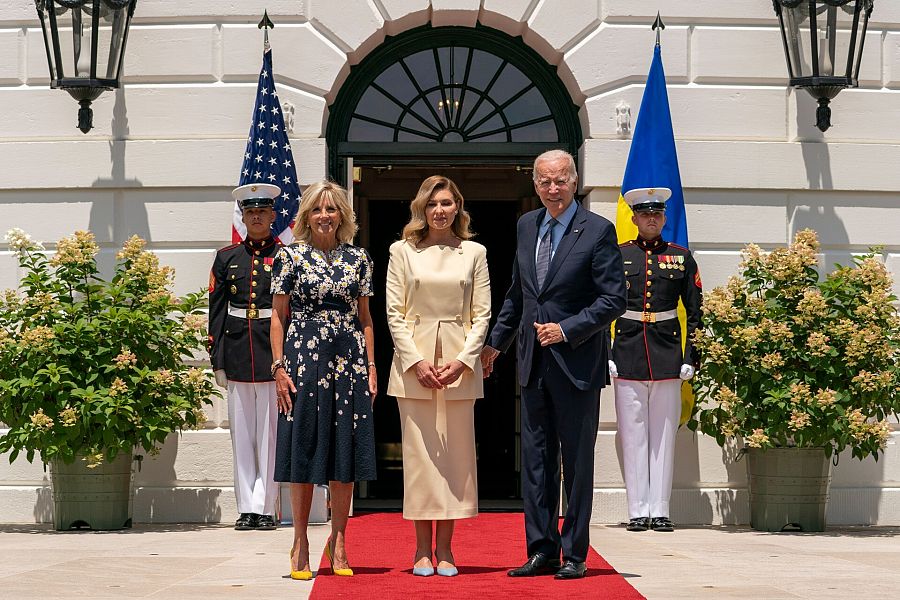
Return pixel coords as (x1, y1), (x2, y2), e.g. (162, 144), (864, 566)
(614, 378), (681, 519)
(227, 381), (278, 516)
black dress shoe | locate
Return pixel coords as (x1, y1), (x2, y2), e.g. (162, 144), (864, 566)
(256, 514), (276, 530)
(234, 513), (256, 530)
(507, 552), (561, 577)
(555, 560), (587, 579)
(650, 517), (674, 532)
(626, 517), (650, 532)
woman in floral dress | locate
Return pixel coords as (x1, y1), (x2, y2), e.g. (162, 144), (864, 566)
(270, 181), (377, 580)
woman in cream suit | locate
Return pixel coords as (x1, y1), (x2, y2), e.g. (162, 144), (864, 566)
(386, 175), (491, 577)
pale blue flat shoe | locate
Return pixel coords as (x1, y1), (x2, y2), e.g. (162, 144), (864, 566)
(413, 565), (435, 577)
(437, 565), (458, 577)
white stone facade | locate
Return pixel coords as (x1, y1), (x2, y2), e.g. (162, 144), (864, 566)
(0, 1), (898, 525)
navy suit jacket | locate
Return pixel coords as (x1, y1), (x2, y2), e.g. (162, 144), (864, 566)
(488, 203), (626, 391)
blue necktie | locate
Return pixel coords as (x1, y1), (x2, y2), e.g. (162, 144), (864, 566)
(536, 218), (557, 288)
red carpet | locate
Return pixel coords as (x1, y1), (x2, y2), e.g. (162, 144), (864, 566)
(309, 512), (644, 599)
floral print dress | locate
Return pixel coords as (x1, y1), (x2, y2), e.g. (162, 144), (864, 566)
(271, 242), (376, 484)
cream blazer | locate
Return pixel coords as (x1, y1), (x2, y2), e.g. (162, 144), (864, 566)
(385, 239), (491, 400)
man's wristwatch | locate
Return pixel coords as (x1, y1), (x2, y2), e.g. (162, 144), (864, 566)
(271, 358), (285, 377)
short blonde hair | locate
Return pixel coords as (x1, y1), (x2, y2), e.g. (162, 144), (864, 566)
(533, 149), (577, 182)
(291, 180), (358, 244)
(401, 175), (473, 245)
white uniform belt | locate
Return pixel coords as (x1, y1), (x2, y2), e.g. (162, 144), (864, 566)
(228, 303), (272, 319)
(621, 309), (677, 323)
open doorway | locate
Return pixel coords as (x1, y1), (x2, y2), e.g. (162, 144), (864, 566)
(353, 165), (538, 509)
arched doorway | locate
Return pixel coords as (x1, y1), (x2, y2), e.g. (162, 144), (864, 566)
(327, 25), (582, 506)
(327, 24), (582, 174)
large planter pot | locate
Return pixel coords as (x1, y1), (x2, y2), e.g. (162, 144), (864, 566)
(746, 446), (832, 532)
(49, 451), (135, 531)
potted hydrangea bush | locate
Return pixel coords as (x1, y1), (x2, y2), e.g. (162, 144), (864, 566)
(689, 229), (899, 531)
(0, 229), (216, 530)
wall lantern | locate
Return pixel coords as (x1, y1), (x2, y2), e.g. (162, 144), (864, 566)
(772, 0), (874, 132)
(35, 0), (137, 133)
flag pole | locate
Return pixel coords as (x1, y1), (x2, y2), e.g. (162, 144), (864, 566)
(258, 10), (275, 51)
(652, 12), (665, 47)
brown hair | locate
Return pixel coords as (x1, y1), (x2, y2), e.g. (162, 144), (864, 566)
(291, 180), (358, 244)
(401, 176), (473, 245)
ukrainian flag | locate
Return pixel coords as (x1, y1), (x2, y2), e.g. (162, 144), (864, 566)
(615, 42), (694, 424)
(616, 44), (687, 247)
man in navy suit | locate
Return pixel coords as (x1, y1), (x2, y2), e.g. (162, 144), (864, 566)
(481, 150), (626, 579)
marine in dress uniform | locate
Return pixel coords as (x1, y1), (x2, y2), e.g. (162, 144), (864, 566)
(610, 187), (702, 533)
(208, 183), (282, 531)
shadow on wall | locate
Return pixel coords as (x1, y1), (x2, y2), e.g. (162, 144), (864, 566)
(33, 472), (52, 524)
(135, 487), (223, 524)
(676, 439), (749, 525)
(793, 91), (853, 271)
(136, 431), (179, 485)
(133, 433), (223, 523)
(90, 87), (149, 255)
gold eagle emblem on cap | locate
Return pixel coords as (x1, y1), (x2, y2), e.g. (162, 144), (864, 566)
(648, 188), (656, 195)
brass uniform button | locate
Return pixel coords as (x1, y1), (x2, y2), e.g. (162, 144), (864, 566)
(251, 292), (257, 298)
(646, 292), (652, 298)
(647, 281), (652, 286)
(254, 259), (260, 265)
(250, 303), (256, 309)
(251, 281), (257, 287)
(645, 302), (651, 309)
(255, 250), (260, 256)
(252, 270), (258, 275)
(647, 259), (652, 264)
(647, 270), (653, 276)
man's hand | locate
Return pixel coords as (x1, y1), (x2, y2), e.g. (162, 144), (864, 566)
(679, 364), (695, 381)
(480, 346), (499, 378)
(214, 369), (228, 388)
(534, 322), (563, 346)
(413, 360), (443, 389)
(608, 360), (618, 378)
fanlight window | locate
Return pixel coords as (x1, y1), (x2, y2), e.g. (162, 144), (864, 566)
(347, 46), (558, 143)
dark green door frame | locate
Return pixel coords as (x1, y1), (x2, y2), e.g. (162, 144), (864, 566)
(326, 24), (583, 182)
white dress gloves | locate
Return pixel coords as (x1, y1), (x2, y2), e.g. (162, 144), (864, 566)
(609, 361), (693, 379)
(214, 369), (228, 388)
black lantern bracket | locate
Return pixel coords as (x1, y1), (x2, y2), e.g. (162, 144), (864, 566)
(772, 0), (875, 132)
(35, 0), (138, 133)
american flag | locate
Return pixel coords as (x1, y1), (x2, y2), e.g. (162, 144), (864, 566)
(232, 47), (301, 244)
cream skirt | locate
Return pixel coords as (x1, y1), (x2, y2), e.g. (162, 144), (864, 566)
(397, 390), (478, 520)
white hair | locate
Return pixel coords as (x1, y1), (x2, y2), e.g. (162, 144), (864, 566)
(533, 149), (577, 182)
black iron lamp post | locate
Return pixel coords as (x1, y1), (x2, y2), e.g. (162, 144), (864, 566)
(35, 0), (137, 133)
(772, 0), (874, 132)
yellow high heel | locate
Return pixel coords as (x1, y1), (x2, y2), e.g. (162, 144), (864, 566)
(289, 544), (313, 581)
(324, 536), (354, 577)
